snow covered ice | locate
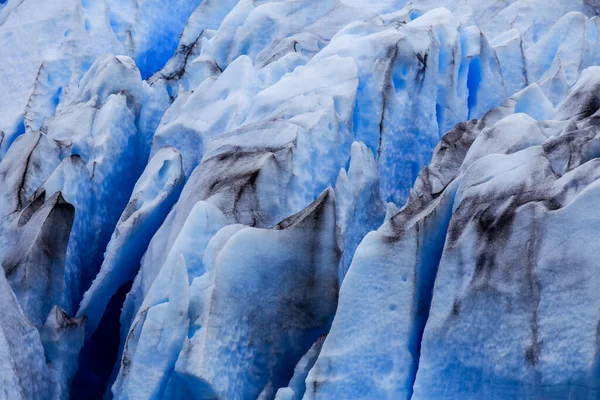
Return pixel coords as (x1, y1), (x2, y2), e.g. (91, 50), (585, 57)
(3, 0), (600, 399)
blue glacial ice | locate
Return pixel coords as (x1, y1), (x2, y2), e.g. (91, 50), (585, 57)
(3, 0), (600, 399)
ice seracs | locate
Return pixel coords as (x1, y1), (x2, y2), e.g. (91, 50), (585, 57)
(41, 306), (87, 400)
(114, 188), (340, 399)
(306, 67), (600, 399)
(3, 0), (600, 399)
(77, 146), (184, 337)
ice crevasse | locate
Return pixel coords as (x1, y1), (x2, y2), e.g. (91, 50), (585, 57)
(2, 0), (600, 399)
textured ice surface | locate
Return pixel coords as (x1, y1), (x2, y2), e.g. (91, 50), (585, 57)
(77, 146), (184, 336)
(41, 306), (87, 400)
(306, 69), (600, 400)
(3, 0), (600, 399)
(113, 188), (340, 399)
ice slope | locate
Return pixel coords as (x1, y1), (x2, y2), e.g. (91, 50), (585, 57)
(0, 0), (204, 153)
(0, 254), (84, 399)
(77, 146), (184, 335)
(3, 0), (600, 399)
(0, 262), (50, 399)
(305, 68), (600, 400)
(104, 0), (205, 78)
(0, 0), (121, 153)
(114, 188), (339, 399)
(411, 70), (600, 399)
(41, 307), (87, 400)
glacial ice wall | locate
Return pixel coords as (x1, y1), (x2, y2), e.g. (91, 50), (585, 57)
(2, 0), (600, 399)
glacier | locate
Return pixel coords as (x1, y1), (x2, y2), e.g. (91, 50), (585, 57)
(2, 0), (600, 399)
